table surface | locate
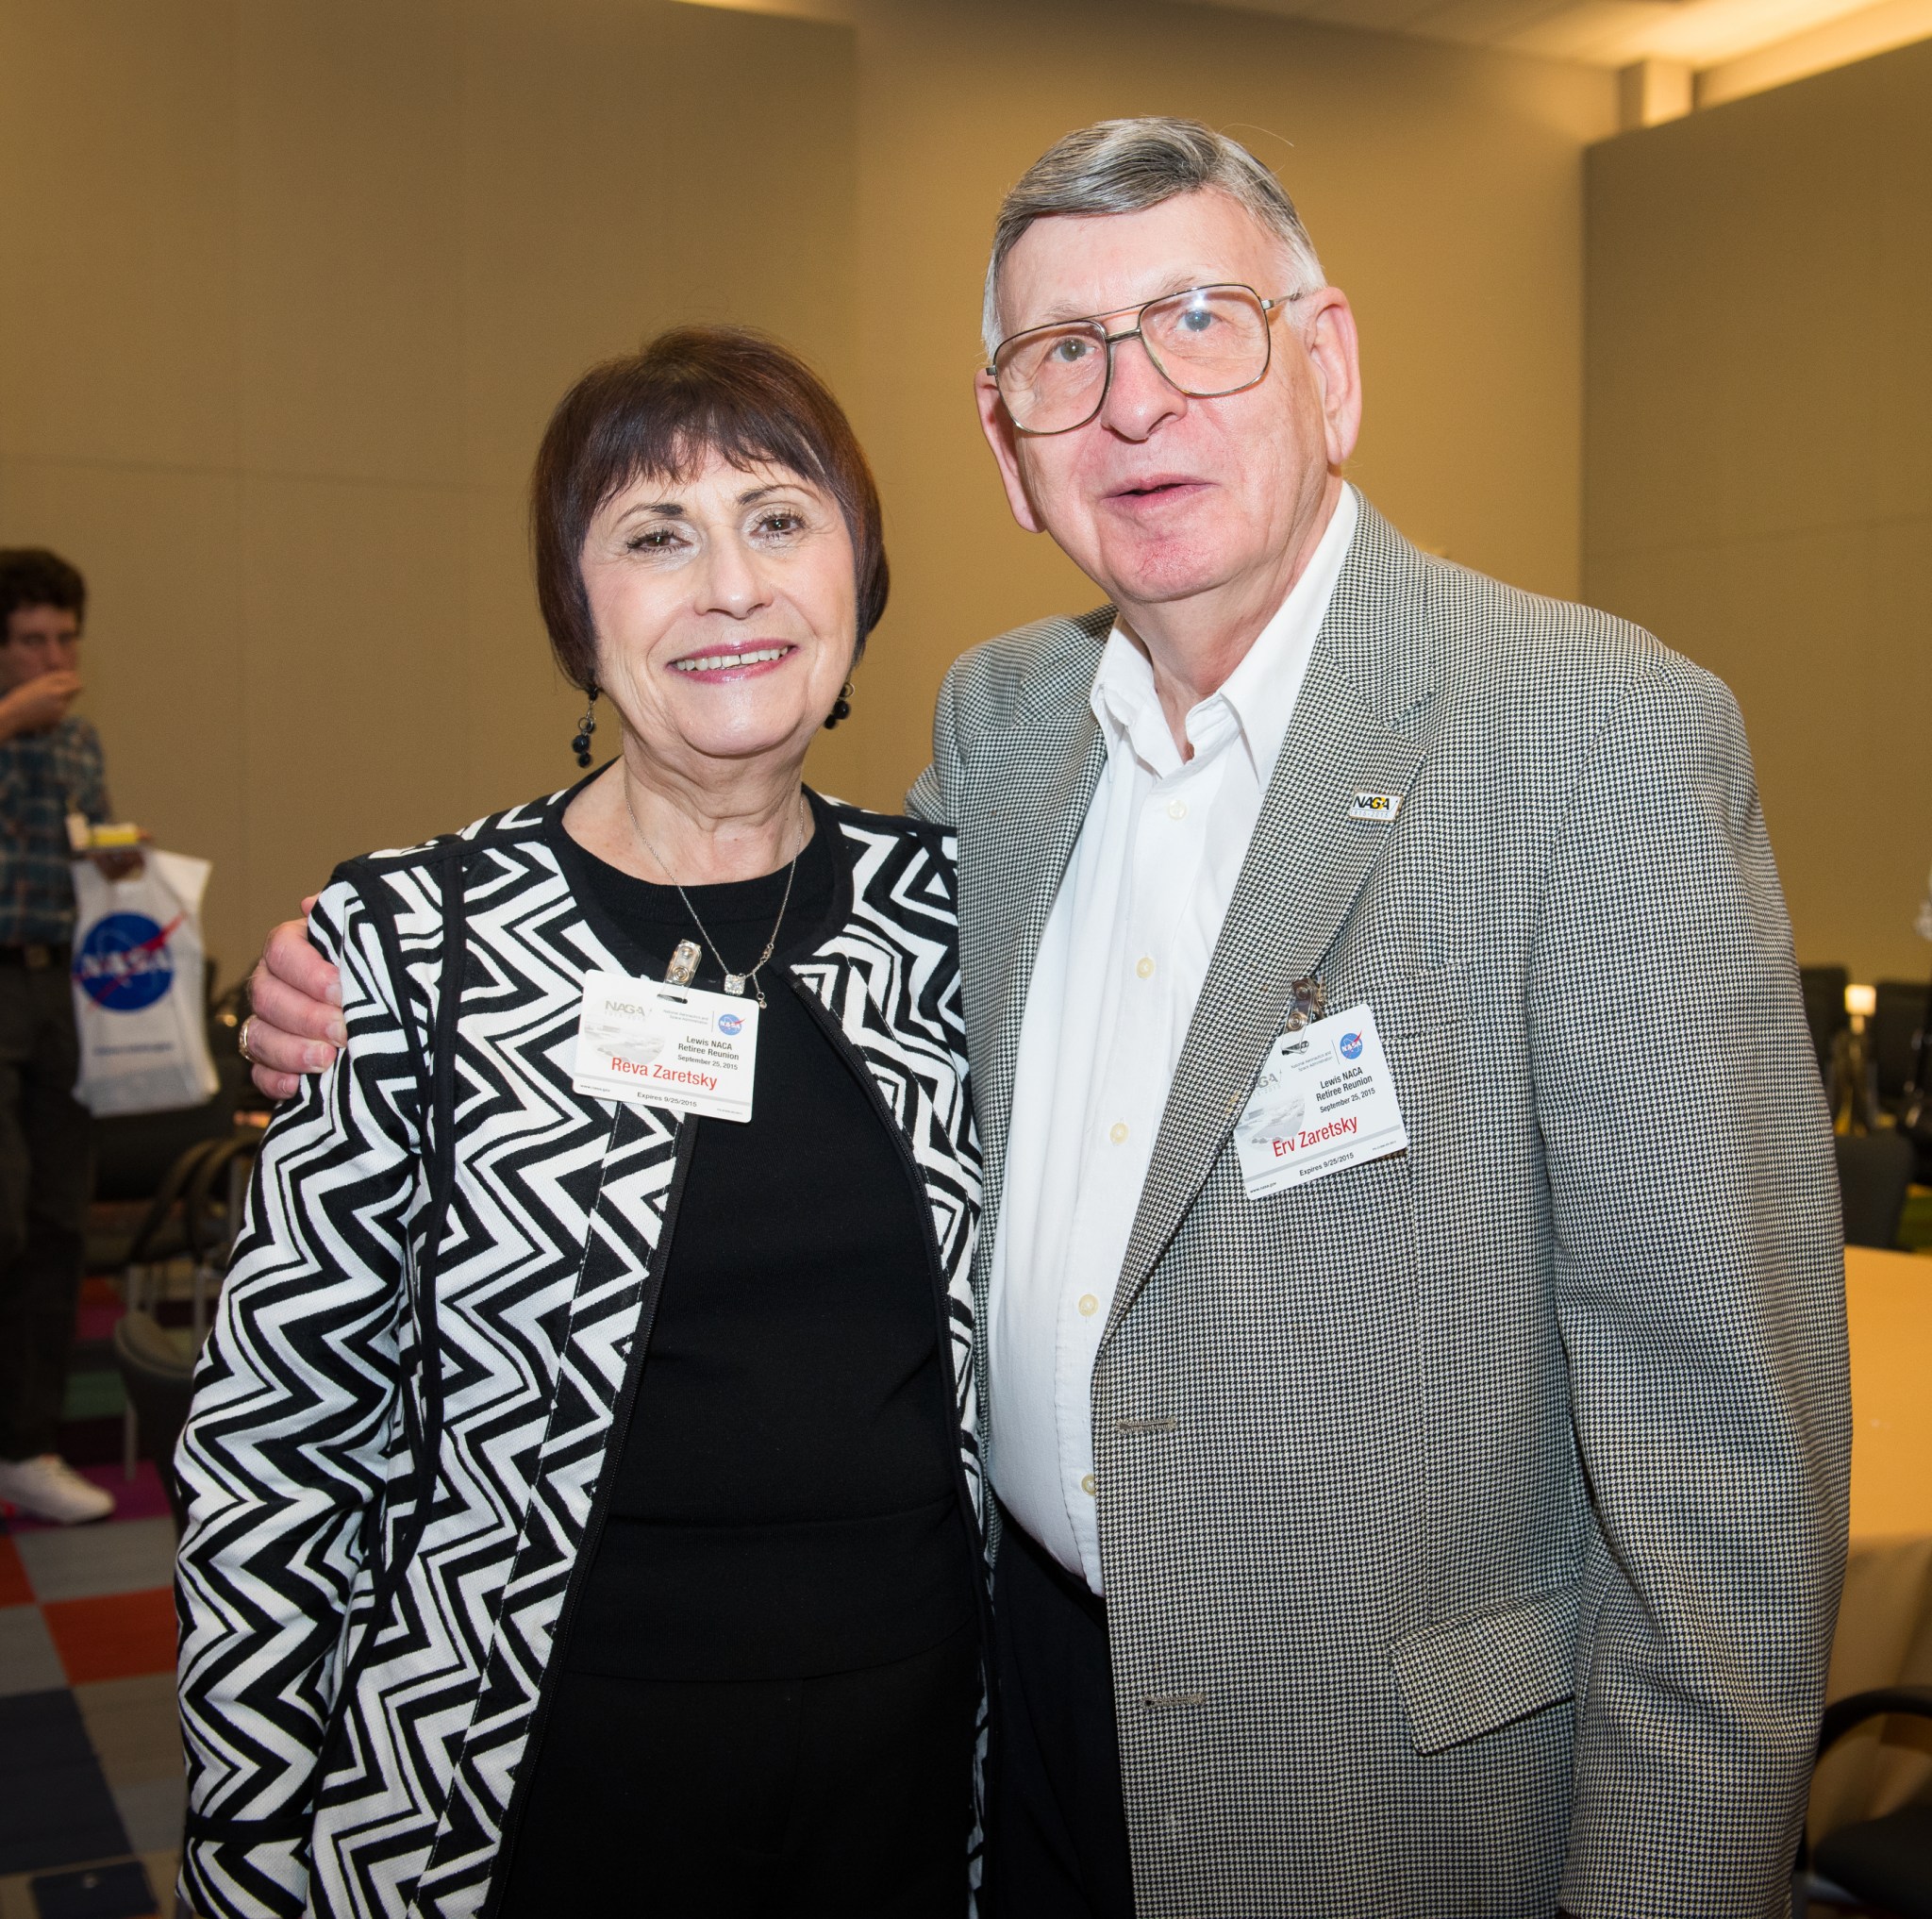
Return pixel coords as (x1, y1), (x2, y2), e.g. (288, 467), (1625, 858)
(1845, 1244), (1932, 1543)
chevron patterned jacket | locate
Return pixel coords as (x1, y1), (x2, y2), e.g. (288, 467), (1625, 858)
(908, 497), (1849, 1919)
(174, 792), (986, 1919)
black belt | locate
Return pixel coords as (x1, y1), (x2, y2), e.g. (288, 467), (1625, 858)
(0, 943), (70, 970)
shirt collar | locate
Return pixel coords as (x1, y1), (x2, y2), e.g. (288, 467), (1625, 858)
(1090, 483), (1360, 783)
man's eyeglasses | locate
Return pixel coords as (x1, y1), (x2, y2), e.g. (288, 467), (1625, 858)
(988, 282), (1307, 437)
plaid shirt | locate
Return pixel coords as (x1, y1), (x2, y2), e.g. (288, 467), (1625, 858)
(0, 714), (109, 945)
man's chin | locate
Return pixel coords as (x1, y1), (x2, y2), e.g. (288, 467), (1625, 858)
(1093, 542), (1238, 609)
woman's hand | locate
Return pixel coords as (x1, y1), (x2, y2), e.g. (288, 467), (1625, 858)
(243, 899), (346, 1098)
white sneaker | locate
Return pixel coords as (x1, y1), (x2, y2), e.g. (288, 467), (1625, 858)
(0, 1454), (117, 1525)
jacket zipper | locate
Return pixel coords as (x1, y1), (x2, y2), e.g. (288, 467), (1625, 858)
(475, 1113), (698, 1919)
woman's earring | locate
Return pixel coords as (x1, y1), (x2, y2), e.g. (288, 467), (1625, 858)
(823, 680), (854, 730)
(572, 683), (599, 768)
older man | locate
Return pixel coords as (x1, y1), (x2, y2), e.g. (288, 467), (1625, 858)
(245, 119), (1846, 1919)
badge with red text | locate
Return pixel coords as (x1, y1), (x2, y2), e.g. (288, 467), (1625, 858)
(573, 971), (758, 1123)
(1233, 1002), (1407, 1197)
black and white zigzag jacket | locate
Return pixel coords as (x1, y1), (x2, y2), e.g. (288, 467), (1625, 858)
(175, 790), (986, 1919)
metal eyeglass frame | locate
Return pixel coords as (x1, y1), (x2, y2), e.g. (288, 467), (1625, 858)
(987, 282), (1308, 436)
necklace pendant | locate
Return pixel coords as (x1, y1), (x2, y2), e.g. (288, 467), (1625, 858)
(723, 973), (747, 996)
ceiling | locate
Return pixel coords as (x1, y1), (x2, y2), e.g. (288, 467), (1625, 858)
(1186, 0), (1925, 71)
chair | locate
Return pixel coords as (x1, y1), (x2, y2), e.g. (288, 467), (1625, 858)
(87, 1132), (229, 1296)
(110, 1309), (196, 1534)
(1804, 1686), (1932, 1918)
(180, 1130), (260, 1342)
(1803, 966), (1851, 1087)
(1836, 1131), (1915, 1250)
(1874, 982), (1928, 1106)
(91, 1130), (257, 1477)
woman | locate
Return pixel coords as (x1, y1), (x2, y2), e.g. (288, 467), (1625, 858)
(175, 330), (986, 1919)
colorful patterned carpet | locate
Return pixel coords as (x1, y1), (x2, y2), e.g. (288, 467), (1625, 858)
(0, 1277), (183, 1919)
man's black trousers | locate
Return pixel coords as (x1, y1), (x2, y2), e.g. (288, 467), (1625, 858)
(988, 1510), (1136, 1919)
(0, 960), (92, 1460)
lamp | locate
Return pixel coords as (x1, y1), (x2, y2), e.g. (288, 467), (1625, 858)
(1833, 984), (1879, 1135)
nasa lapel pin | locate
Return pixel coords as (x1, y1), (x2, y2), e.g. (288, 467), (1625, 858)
(1349, 792), (1403, 821)
(1283, 976), (1326, 1033)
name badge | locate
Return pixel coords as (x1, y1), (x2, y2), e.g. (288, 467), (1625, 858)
(1233, 1002), (1407, 1198)
(572, 970), (758, 1123)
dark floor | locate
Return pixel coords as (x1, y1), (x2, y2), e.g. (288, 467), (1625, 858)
(0, 1276), (183, 1919)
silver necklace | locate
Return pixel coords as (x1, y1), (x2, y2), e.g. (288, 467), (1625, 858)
(623, 785), (809, 1008)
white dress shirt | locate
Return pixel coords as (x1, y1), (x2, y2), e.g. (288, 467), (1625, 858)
(988, 484), (1359, 1594)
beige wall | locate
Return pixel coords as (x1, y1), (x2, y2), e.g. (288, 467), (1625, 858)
(0, 0), (858, 975)
(1584, 38), (1932, 985)
(1, 0), (1616, 976)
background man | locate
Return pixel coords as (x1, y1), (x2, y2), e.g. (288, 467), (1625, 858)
(246, 120), (1848, 1917)
(0, 547), (123, 1525)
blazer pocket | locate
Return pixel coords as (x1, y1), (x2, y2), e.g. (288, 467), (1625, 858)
(1388, 1583), (1578, 1755)
(1367, 960), (1471, 1043)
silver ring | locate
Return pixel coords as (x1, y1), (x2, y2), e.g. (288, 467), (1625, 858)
(238, 1015), (257, 1064)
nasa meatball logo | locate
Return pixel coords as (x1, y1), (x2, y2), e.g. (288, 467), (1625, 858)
(1339, 1030), (1364, 1061)
(717, 1010), (745, 1037)
(73, 912), (182, 1013)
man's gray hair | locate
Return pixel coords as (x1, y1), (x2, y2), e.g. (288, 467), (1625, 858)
(983, 116), (1325, 360)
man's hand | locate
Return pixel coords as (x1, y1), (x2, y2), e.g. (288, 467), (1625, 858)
(0, 669), (82, 740)
(90, 846), (146, 881)
(244, 900), (345, 1099)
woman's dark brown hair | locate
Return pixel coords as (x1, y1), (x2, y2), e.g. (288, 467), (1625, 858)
(531, 326), (889, 691)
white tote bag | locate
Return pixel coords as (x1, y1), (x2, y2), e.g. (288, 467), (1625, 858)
(69, 849), (221, 1116)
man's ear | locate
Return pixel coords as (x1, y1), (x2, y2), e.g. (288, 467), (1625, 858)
(974, 370), (1046, 536)
(1300, 288), (1363, 470)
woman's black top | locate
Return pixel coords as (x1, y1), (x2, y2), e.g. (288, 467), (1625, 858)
(544, 795), (978, 1681)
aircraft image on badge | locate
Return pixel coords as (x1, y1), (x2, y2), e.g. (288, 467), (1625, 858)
(1238, 1076), (1307, 1154)
(584, 1010), (669, 1070)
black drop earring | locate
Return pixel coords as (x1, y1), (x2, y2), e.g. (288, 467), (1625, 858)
(823, 680), (854, 730)
(572, 683), (599, 768)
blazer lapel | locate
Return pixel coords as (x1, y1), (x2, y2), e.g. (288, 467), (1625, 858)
(954, 626), (1109, 1237)
(1106, 501), (1438, 1328)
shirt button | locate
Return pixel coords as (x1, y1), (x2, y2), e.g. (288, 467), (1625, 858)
(1166, 798), (1188, 821)
(1078, 1293), (1099, 1317)
(1108, 1121), (1128, 1144)
(1135, 956), (1155, 979)
(1080, 1473), (1097, 1497)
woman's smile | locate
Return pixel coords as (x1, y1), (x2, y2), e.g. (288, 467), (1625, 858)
(669, 642), (799, 677)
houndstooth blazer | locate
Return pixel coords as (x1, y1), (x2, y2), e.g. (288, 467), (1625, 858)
(908, 496), (1850, 1919)
(174, 792), (986, 1919)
